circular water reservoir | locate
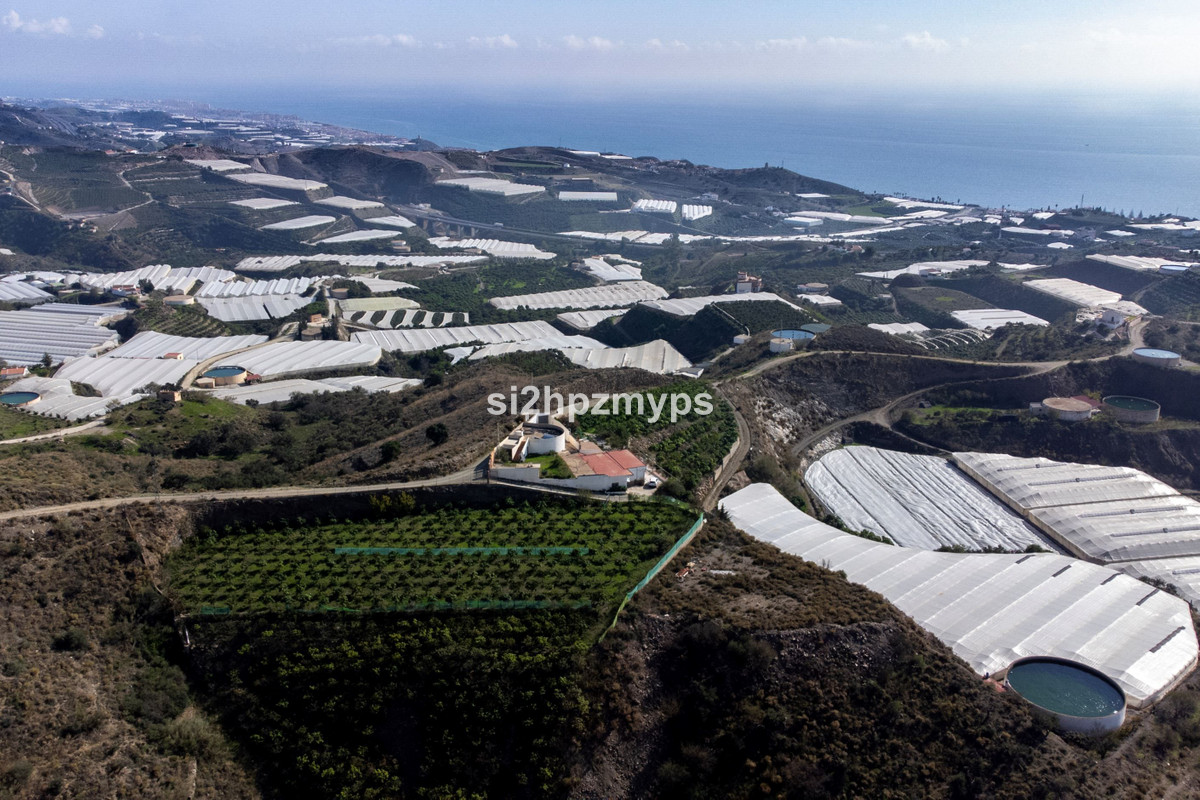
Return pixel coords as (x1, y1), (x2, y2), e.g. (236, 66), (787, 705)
(1005, 657), (1126, 734)
(202, 365), (248, 387)
(0, 391), (40, 407)
(772, 329), (816, 341)
(203, 366), (246, 378)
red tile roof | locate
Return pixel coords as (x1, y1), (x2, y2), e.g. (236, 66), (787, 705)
(606, 449), (645, 470)
(581, 452), (632, 478)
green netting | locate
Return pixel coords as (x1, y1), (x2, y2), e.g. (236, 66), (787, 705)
(333, 546), (589, 556)
(200, 605), (232, 615)
(602, 514), (705, 639)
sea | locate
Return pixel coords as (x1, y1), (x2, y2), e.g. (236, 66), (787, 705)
(133, 87), (1200, 217)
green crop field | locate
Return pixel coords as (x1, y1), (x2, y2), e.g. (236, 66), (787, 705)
(168, 500), (697, 614)
(131, 302), (235, 338)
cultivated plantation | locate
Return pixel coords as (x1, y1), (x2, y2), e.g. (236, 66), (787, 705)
(170, 499), (697, 613)
(5, 92), (1200, 800)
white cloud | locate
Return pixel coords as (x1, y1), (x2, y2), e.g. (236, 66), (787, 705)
(335, 33), (420, 47)
(85, 24), (103, 39)
(901, 31), (950, 52)
(468, 33), (518, 49)
(3, 10), (72, 35)
(756, 37), (807, 51)
(563, 34), (615, 51)
(644, 38), (689, 51)
(814, 36), (873, 51)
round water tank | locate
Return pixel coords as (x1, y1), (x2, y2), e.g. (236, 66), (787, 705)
(202, 365), (248, 387)
(1132, 348), (1181, 368)
(769, 337), (794, 353)
(1042, 397), (1093, 422)
(1004, 656), (1126, 735)
(0, 391), (40, 407)
(771, 329), (816, 342)
(1102, 395), (1161, 423)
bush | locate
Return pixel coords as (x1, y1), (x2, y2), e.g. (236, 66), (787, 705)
(50, 628), (88, 652)
(152, 713), (224, 758)
(426, 423), (449, 446)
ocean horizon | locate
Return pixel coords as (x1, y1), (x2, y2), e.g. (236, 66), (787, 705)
(22, 84), (1200, 217)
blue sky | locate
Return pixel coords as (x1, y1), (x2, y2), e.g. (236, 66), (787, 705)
(3, 1), (1199, 98)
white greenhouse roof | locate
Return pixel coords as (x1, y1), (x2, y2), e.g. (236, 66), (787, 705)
(228, 173), (328, 191)
(0, 308), (120, 366)
(468, 335), (606, 360)
(196, 277), (313, 298)
(234, 340), (382, 378)
(722, 482), (1199, 708)
(344, 310), (465, 329)
(352, 321), (560, 353)
(954, 452), (1179, 510)
(185, 159), (249, 172)
(1088, 254), (1199, 272)
(337, 297), (421, 313)
(681, 204), (713, 221)
(580, 257), (641, 282)
(428, 238), (555, 260)
(317, 230), (399, 244)
(563, 340), (691, 375)
(55, 355), (197, 397)
(790, 211), (891, 225)
(952, 309), (1049, 329)
(260, 215), (337, 231)
(357, 277), (418, 293)
(883, 197), (964, 210)
(77, 265), (237, 296)
(437, 177), (544, 196)
(235, 254), (485, 273)
(212, 375), (420, 405)
(1, 376), (121, 420)
(1119, 558), (1200, 612)
(640, 292), (801, 318)
(857, 260), (988, 280)
(369, 215), (416, 229)
(805, 447), (1052, 551)
(557, 308), (628, 330)
(800, 294), (843, 307)
(1022, 278), (1123, 309)
(490, 281), (667, 311)
(199, 294), (309, 322)
(558, 191), (619, 202)
(1029, 497), (1200, 563)
(315, 196), (386, 210)
(0, 281), (53, 304)
(229, 197), (298, 210)
(868, 322), (929, 336)
(105, 331), (266, 361)
(633, 199), (677, 214)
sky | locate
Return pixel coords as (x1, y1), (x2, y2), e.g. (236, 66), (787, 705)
(2, 1), (1199, 100)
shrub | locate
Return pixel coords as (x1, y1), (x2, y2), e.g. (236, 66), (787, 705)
(51, 628), (88, 652)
